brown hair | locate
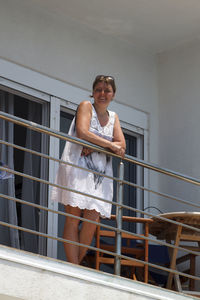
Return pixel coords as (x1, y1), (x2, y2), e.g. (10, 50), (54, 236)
(92, 75), (116, 94)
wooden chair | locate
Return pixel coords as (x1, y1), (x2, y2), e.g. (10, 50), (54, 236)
(95, 215), (153, 283)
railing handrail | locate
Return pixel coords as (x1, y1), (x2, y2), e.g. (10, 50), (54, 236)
(1, 139), (200, 211)
(0, 111), (200, 186)
(0, 110), (200, 287)
(0, 218), (199, 283)
(1, 165), (200, 236)
(1, 191), (200, 259)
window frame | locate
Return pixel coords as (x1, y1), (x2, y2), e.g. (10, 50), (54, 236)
(0, 59), (149, 259)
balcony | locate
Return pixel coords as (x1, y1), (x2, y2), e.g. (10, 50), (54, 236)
(0, 245), (197, 300)
(0, 110), (200, 299)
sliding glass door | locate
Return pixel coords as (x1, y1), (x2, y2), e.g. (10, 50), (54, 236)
(0, 87), (144, 261)
(0, 89), (49, 255)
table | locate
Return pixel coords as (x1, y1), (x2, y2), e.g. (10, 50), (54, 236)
(149, 212), (200, 292)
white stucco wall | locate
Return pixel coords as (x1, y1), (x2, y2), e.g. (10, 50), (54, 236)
(157, 41), (200, 283)
(0, 0), (159, 167)
(0, 0), (161, 212)
(158, 40), (200, 213)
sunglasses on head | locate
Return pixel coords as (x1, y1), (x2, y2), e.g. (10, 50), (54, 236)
(95, 75), (115, 81)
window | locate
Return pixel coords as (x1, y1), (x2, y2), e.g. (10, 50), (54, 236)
(0, 67), (148, 259)
(0, 89), (49, 255)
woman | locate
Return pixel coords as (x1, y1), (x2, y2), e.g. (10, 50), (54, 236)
(52, 75), (126, 264)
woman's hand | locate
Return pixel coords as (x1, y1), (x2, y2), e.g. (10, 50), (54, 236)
(111, 113), (126, 158)
(110, 142), (125, 158)
(81, 147), (94, 156)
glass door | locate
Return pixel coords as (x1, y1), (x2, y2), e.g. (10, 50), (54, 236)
(0, 89), (49, 255)
(14, 95), (49, 255)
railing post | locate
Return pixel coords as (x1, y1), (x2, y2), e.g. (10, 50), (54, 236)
(114, 160), (124, 276)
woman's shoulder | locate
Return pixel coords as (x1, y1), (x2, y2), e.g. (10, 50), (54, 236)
(77, 100), (92, 114)
(79, 100), (92, 108)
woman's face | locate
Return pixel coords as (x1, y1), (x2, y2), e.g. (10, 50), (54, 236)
(93, 82), (115, 107)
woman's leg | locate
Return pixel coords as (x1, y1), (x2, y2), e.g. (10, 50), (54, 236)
(78, 209), (100, 264)
(63, 205), (81, 264)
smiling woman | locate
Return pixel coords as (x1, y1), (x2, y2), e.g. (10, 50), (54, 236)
(51, 75), (126, 265)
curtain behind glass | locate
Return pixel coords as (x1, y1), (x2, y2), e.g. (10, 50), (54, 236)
(20, 100), (48, 255)
(0, 91), (19, 248)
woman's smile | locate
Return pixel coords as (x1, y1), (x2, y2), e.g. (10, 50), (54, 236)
(93, 82), (114, 107)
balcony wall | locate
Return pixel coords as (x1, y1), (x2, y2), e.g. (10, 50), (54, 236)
(0, 245), (196, 300)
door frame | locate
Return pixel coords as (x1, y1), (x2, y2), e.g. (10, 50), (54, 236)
(0, 58), (149, 259)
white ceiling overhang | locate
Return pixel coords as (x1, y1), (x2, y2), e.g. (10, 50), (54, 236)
(26, 0), (200, 54)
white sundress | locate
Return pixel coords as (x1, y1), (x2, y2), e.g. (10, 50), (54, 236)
(51, 104), (116, 218)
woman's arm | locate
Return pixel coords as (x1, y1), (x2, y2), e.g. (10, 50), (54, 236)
(112, 113), (126, 157)
(76, 101), (125, 157)
(76, 101), (113, 149)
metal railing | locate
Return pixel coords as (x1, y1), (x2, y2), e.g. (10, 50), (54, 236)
(0, 110), (200, 293)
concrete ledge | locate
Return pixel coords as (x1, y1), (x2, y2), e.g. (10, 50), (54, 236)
(0, 296), (24, 300)
(0, 245), (197, 300)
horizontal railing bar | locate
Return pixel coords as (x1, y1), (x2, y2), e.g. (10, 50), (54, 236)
(0, 111), (118, 157)
(0, 139), (119, 183)
(118, 176), (200, 209)
(1, 166), (200, 238)
(1, 111), (200, 285)
(1, 111), (200, 186)
(1, 139), (200, 210)
(125, 153), (200, 186)
(1, 192), (200, 257)
(0, 219), (199, 282)
(0, 192), (146, 242)
(0, 165), (117, 207)
(1, 165), (200, 239)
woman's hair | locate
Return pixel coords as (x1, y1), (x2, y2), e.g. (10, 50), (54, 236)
(92, 75), (116, 93)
